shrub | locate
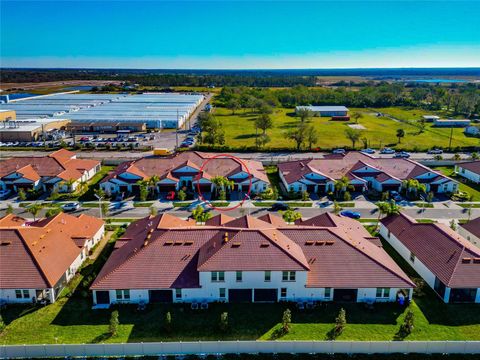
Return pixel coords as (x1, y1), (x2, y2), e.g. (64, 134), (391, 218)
(109, 310), (119, 337)
(18, 188), (26, 201)
(165, 311), (172, 332)
(334, 308), (347, 338)
(177, 189), (187, 201)
(219, 312), (228, 331)
(281, 309), (291, 334)
(400, 309), (415, 335)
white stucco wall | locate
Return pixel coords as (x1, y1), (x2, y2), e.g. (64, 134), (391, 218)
(456, 166), (480, 184)
(458, 226), (480, 248)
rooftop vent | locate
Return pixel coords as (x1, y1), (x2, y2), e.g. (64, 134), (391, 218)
(231, 242), (241, 248)
(260, 242), (270, 247)
(173, 241), (183, 246)
(305, 240), (314, 246)
(164, 240), (173, 246)
(325, 240), (335, 245)
(0, 241), (12, 246)
(315, 241), (325, 246)
(473, 258), (480, 264)
(184, 241), (193, 246)
(462, 257), (472, 263)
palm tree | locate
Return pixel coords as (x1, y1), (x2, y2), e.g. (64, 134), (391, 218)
(79, 180), (88, 193)
(136, 180), (149, 201)
(26, 203), (43, 221)
(211, 176), (234, 198)
(376, 200), (401, 228)
(148, 175), (160, 198)
(334, 176), (350, 199)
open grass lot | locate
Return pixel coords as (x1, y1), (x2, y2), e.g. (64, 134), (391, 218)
(431, 166), (480, 201)
(208, 107), (478, 151)
(1, 228), (480, 344)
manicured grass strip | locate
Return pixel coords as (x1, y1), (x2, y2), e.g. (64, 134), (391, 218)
(78, 166), (115, 201)
(81, 202), (110, 208)
(209, 202), (230, 207)
(338, 202), (355, 207)
(416, 219), (437, 223)
(458, 204), (480, 208)
(133, 202), (154, 207)
(358, 219), (379, 223)
(173, 202), (192, 208)
(415, 202), (434, 208)
(106, 218), (136, 223)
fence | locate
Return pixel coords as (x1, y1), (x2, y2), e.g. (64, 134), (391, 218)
(1, 341), (480, 358)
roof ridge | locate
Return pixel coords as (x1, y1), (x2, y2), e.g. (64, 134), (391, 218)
(14, 228), (53, 287)
(258, 229), (310, 270)
(328, 227), (414, 286)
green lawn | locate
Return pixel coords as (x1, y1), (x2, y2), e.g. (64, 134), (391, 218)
(200, 107), (478, 151)
(78, 165), (115, 201)
(253, 201), (313, 207)
(431, 166), (480, 201)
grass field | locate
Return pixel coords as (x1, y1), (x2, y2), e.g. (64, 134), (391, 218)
(205, 107), (478, 151)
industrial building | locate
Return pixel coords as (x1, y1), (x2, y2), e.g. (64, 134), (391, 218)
(0, 117), (70, 142)
(0, 109), (16, 121)
(295, 105), (349, 117)
(0, 92), (204, 129)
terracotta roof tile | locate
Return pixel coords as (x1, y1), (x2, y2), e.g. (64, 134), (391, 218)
(381, 213), (480, 288)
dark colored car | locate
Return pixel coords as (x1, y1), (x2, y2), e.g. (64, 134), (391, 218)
(340, 210), (361, 219)
(270, 202), (289, 211)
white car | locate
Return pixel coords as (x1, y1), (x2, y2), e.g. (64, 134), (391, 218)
(0, 189), (12, 199)
(61, 202), (80, 211)
(332, 149), (346, 154)
(361, 148), (375, 154)
(380, 147), (395, 154)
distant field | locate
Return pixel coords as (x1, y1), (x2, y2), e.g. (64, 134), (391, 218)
(206, 107), (478, 151)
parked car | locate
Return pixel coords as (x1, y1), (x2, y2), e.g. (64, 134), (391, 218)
(380, 147), (395, 154)
(390, 190), (402, 202)
(340, 210), (361, 219)
(270, 202), (289, 211)
(187, 201), (209, 212)
(394, 151), (411, 158)
(318, 200), (333, 208)
(61, 202), (80, 212)
(166, 191), (176, 200)
(0, 189), (12, 199)
(332, 149), (346, 154)
(428, 149), (443, 155)
(361, 148), (375, 154)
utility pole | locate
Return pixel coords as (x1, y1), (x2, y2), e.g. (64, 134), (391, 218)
(175, 109), (179, 149)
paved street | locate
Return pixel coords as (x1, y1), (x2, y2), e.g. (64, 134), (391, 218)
(2, 200), (478, 222)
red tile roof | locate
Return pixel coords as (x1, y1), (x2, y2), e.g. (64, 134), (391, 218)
(458, 160), (480, 174)
(0, 151), (99, 183)
(101, 151), (268, 185)
(278, 152), (450, 185)
(0, 213), (104, 289)
(381, 213), (480, 288)
(92, 214), (413, 290)
(461, 217), (480, 238)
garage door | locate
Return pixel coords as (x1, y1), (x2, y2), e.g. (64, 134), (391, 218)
(229, 289), (252, 303)
(158, 184), (176, 192)
(333, 289), (358, 302)
(382, 184), (400, 191)
(197, 184), (212, 192)
(149, 290), (173, 303)
(254, 289), (277, 302)
(96, 291), (110, 304)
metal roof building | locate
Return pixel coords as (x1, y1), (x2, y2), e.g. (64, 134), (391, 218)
(0, 93), (204, 129)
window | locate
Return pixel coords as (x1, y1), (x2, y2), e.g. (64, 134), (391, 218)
(116, 289), (130, 300)
(324, 288), (331, 298)
(236, 271), (242, 282)
(211, 271), (225, 282)
(219, 288), (226, 298)
(15, 290), (29, 299)
(280, 288), (287, 298)
(175, 289), (182, 299)
(410, 252), (416, 262)
(376, 288), (390, 298)
(264, 271), (271, 282)
(282, 271), (296, 282)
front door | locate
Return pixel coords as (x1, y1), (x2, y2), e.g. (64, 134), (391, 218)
(149, 290), (173, 303)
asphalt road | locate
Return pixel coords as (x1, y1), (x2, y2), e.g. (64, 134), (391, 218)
(3, 203), (478, 222)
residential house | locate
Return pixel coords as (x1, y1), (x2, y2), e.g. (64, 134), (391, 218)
(0, 149), (101, 194)
(0, 212), (104, 303)
(459, 217), (480, 248)
(380, 213), (480, 303)
(90, 213), (414, 307)
(455, 161), (480, 184)
(278, 152), (457, 195)
(100, 151), (269, 198)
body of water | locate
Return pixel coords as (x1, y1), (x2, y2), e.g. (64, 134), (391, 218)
(409, 79), (469, 83)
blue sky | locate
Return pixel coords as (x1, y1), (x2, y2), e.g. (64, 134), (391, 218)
(1, 1), (479, 69)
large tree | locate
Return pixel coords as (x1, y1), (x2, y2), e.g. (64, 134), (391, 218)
(344, 128), (362, 149)
(297, 108), (313, 123)
(305, 125), (319, 150)
(288, 122), (307, 150)
(254, 113), (273, 136)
